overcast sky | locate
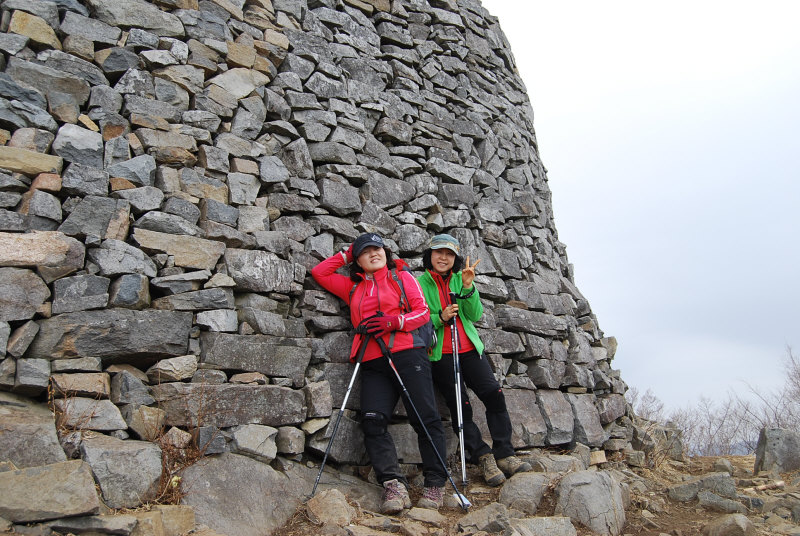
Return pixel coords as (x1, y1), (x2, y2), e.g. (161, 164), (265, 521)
(480, 0), (800, 411)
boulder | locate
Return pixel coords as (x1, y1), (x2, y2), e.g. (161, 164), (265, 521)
(26, 309), (192, 363)
(181, 453), (312, 536)
(498, 472), (559, 515)
(0, 268), (50, 321)
(701, 513), (756, 536)
(555, 470), (626, 536)
(80, 434), (162, 509)
(0, 393), (66, 469)
(754, 427), (800, 474)
(150, 383), (306, 428)
(0, 460), (100, 523)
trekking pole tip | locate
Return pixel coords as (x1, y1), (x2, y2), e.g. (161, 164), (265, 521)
(453, 492), (471, 510)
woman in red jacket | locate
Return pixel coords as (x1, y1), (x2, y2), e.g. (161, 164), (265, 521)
(311, 233), (448, 513)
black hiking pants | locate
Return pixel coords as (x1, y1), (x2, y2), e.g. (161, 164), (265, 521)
(431, 349), (515, 463)
(360, 347), (447, 488)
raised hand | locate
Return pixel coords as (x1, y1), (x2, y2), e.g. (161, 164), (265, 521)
(461, 256), (481, 288)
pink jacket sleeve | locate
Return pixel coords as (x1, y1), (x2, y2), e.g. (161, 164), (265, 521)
(311, 251), (353, 304)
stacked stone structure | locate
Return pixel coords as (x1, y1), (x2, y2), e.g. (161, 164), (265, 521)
(0, 0), (637, 533)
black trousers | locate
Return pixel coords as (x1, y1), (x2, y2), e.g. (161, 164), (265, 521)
(431, 349), (514, 463)
(360, 347), (447, 487)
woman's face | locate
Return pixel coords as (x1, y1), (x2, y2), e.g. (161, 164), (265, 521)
(357, 246), (387, 274)
(431, 248), (456, 275)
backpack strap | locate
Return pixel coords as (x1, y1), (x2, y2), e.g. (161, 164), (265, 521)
(348, 281), (358, 304)
(388, 269), (411, 349)
(391, 269), (411, 313)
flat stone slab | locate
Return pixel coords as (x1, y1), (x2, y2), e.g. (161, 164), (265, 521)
(150, 383), (307, 428)
(0, 460), (100, 523)
(26, 309), (191, 364)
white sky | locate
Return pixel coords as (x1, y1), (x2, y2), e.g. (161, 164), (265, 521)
(480, 0), (800, 411)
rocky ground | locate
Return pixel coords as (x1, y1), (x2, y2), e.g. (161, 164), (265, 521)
(272, 454), (800, 536)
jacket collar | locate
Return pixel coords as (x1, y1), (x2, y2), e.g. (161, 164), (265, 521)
(358, 264), (390, 281)
(428, 269), (451, 287)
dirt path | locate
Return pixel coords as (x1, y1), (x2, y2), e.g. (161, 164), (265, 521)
(276, 455), (797, 536)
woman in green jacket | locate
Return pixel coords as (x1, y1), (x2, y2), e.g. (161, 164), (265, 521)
(417, 234), (531, 486)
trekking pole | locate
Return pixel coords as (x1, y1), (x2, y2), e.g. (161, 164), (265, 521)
(309, 332), (371, 499)
(374, 336), (471, 511)
(449, 292), (468, 486)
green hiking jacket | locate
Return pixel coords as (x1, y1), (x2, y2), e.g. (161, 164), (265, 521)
(416, 269), (485, 362)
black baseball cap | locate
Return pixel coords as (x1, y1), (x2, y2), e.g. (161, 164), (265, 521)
(351, 233), (384, 258)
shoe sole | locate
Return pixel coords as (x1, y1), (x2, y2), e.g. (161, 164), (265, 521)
(417, 499), (441, 510)
(486, 474), (506, 487)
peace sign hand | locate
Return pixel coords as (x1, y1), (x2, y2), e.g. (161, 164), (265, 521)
(461, 256), (481, 288)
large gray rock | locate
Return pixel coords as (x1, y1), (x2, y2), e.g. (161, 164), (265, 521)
(146, 354), (197, 383)
(53, 397), (127, 431)
(13, 357), (49, 394)
(108, 273), (151, 309)
(80, 434), (162, 509)
(87, 239), (158, 277)
(306, 411), (364, 465)
(181, 453), (315, 536)
(494, 305), (568, 337)
(111, 368), (155, 406)
(536, 389), (575, 446)
(318, 177), (361, 216)
(62, 163), (109, 196)
(107, 155), (157, 186)
(667, 472), (737, 502)
(0, 231), (84, 282)
(0, 460), (100, 523)
(509, 517), (577, 536)
(49, 515), (138, 536)
(498, 472), (559, 515)
(26, 309), (191, 363)
(51, 274), (110, 314)
(224, 248), (297, 293)
(555, 470), (626, 536)
(0, 393), (66, 469)
(58, 196), (131, 241)
(86, 0), (185, 37)
(6, 57), (90, 105)
(456, 502), (511, 534)
(0, 267), (50, 321)
(52, 124), (104, 167)
(150, 383), (306, 428)
(231, 424), (279, 463)
(701, 513), (756, 536)
(133, 228), (226, 270)
(200, 332), (311, 387)
(565, 393), (607, 447)
(505, 389), (547, 448)
(364, 173), (415, 209)
(60, 11), (121, 45)
(754, 427), (800, 474)
(152, 288), (234, 311)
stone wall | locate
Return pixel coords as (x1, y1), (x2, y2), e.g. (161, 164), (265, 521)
(0, 0), (633, 518)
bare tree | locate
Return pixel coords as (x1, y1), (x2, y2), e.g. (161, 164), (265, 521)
(626, 386), (665, 423)
(628, 347), (800, 456)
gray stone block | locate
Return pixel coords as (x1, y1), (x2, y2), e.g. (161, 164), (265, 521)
(52, 274), (110, 314)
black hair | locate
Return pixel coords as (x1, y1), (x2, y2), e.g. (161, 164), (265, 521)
(349, 247), (397, 281)
(422, 248), (463, 274)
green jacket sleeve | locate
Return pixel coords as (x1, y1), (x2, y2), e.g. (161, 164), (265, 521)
(453, 271), (483, 322)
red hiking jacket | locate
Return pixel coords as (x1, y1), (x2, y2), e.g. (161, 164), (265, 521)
(311, 251), (430, 362)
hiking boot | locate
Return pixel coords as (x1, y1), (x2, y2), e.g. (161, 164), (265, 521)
(380, 479), (411, 515)
(417, 486), (444, 510)
(496, 455), (532, 476)
(478, 453), (506, 487)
